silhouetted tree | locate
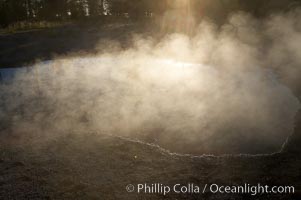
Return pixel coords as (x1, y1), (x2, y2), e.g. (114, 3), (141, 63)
(88, 0), (103, 17)
(1, 0), (301, 28)
(0, 0), (27, 26)
(68, 0), (88, 19)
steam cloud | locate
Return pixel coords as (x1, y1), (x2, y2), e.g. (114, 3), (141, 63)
(1, 10), (301, 155)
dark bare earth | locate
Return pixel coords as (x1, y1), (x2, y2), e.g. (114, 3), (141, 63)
(0, 132), (300, 200)
(0, 24), (301, 200)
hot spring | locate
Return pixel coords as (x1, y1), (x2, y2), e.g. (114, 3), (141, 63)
(0, 55), (299, 155)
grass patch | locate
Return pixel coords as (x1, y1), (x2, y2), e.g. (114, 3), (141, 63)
(0, 21), (69, 34)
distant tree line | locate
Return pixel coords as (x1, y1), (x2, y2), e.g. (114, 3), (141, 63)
(0, 0), (300, 28)
(0, 0), (106, 27)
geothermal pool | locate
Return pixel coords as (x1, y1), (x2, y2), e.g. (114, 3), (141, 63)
(0, 56), (299, 155)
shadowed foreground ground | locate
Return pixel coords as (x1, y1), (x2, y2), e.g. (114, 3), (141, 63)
(0, 132), (300, 200)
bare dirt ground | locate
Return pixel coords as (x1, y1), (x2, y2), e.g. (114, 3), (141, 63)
(0, 23), (301, 199)
(0, 131), (300, 200)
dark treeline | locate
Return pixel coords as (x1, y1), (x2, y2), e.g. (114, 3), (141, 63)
(0, 0), (300, 28)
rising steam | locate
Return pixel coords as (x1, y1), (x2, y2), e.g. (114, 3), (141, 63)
(1, 10), (301, 155)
